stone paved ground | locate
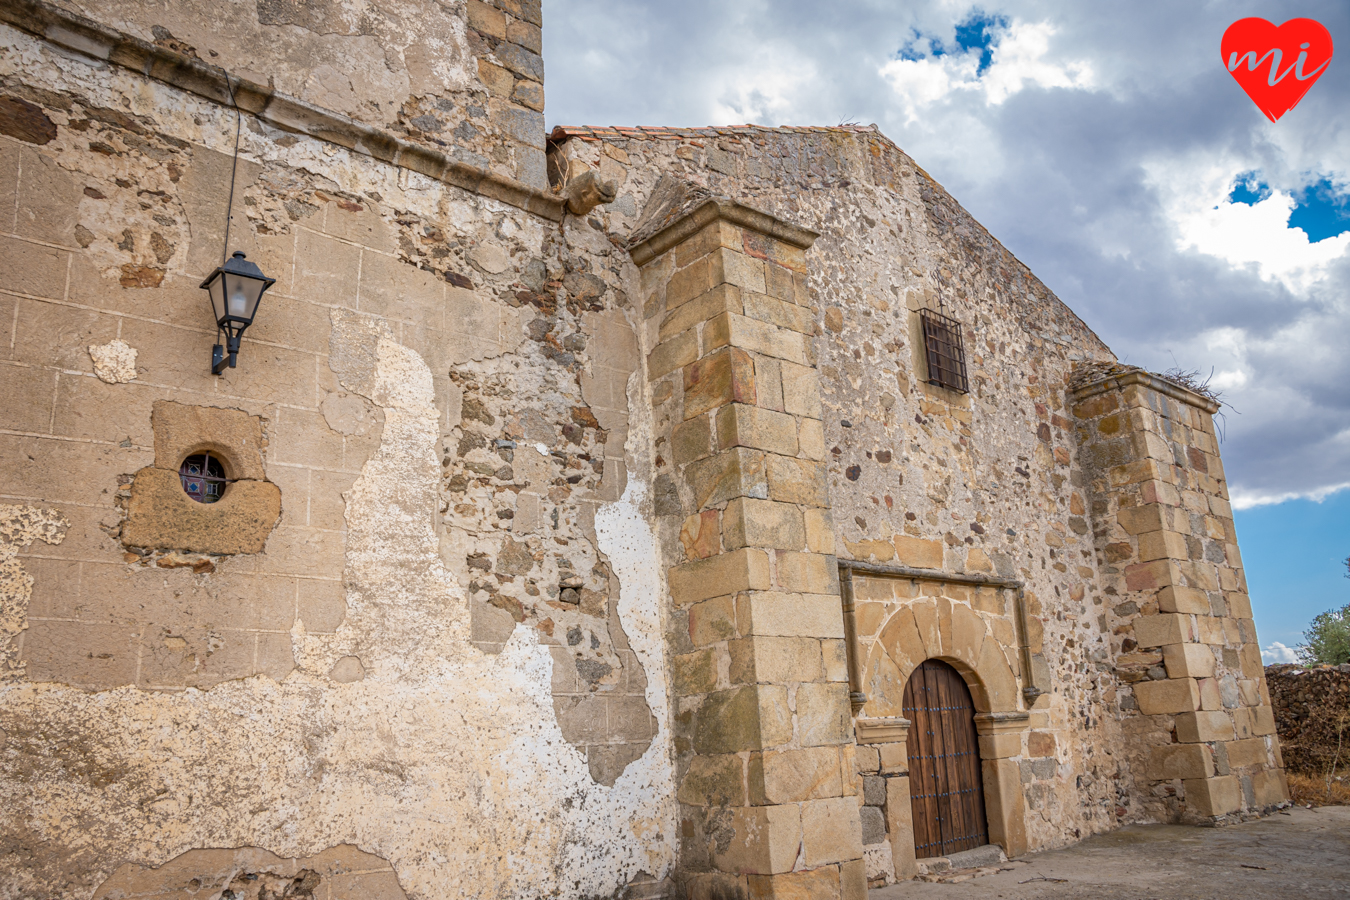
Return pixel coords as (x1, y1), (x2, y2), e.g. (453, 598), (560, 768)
(872, 807), (1350, 900)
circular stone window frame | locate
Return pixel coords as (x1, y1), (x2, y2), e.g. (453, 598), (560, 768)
(178, 448), (233, 504)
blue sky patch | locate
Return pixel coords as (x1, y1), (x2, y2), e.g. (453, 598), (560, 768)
(954, 10), (1010, 75)
(1289, 177), (1350, 243)
(1227, 172), (1350, 242)
(896, 8), (1008, 74)
(1227, 171), (1271, 206)
(897, 28), (943, 62)
(1236, 490), (1350, 649)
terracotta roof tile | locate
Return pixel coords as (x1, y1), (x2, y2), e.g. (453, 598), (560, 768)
(548, 123), (883, 144)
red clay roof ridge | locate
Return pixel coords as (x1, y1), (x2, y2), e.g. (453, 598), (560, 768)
(549, 123), (883, 142)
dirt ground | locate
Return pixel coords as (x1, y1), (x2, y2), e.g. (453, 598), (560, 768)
(872, 806), (1350, 900)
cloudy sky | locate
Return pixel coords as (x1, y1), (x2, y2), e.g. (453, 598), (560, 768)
(544, 1), (1350, 651)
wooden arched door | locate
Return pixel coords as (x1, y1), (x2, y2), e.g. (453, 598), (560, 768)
(903, 659), (988, 858)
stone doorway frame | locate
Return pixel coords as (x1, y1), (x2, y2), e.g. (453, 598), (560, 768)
(842, 563), (1032, 880)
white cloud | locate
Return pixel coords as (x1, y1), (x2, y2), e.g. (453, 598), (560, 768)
(982, 21), (1094, 104)
(1261, 642), (1297, 664)
(878, 52), (978, 122)
(1148, 156), (1350, 294)
(1176, 189), (1350, 293)
(1231, 480), (1350, 510)
(1209, 369), (1247, 390)
(709, 46), (818, 125)
(878, 20), (1093, 123)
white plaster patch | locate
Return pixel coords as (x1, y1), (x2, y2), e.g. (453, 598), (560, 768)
(0, 505), (67, 680)
(864, 841), (895, 884)
(88, 340), (138, 384)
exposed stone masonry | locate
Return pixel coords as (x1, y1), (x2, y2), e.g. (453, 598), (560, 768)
(635, 199), (866, 899)
(0, 1), (1290, 895)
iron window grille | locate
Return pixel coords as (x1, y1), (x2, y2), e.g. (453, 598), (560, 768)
(179, 453), (227, 504)
(920, 307), (970, 394)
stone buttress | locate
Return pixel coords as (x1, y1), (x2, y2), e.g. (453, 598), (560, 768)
(631, 199), (868, 899)
(1075, 370), (1287, 821)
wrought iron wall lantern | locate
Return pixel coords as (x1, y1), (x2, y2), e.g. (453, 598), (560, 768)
(200, 75), (274, 376)
(202, 251), (274, 374)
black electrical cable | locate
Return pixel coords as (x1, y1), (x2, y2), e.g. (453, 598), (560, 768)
(221, 74), (242, 267)
(217, 74), (243, 352)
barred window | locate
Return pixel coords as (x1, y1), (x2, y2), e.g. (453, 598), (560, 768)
(920, 307), (969, 394)
(179, 453), (227, 504)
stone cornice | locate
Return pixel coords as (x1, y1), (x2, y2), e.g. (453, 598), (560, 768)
(1071, 369), (1221, 414)
(628, 198), (818, 267)
(0, 0), (566, 222)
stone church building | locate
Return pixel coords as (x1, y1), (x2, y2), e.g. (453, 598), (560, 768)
(0, 1), (1286, 897)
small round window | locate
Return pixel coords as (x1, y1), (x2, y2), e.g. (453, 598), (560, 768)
(179, 453), (227, 504)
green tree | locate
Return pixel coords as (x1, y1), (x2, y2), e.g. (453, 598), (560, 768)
(1298, 600), (1350, 666)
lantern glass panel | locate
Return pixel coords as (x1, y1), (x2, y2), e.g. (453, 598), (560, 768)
(207, 275), (228, 323)
(222, 270), (264, 322)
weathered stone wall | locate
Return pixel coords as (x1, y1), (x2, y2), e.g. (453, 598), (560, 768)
(552, 125), (1138, 859)
(0, 0), (1290, 888)
(54, 0), (547, 188)
(1267, 663), (1350, 775)
(1074, 370), (1286, 823)
(0, 6), (677, 897)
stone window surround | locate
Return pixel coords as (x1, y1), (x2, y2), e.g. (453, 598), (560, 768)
(121, 401), (282, 556)
(903, 293), (973, 409)
(917, 307), (970, 394)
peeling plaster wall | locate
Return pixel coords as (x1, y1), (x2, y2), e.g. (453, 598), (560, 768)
(0, 327), (675, 892)
(0, 14), (676, 898)
(555, 128), (1141, 855)
(0, 505), (68, 679)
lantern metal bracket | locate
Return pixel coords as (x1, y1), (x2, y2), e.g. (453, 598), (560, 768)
(211, 334), (241, 375)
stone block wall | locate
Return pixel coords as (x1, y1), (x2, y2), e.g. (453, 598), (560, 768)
(849, 573), (1033, 885)
(1074, 370), (1288, 821)
(633, 200), (866, 899)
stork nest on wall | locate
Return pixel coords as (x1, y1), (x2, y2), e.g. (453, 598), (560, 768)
(1070, 361), (1224, 406)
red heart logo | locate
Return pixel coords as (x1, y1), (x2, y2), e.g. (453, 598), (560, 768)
(1222, 18), (1334, 121)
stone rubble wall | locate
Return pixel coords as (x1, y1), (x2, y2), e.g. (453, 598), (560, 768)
(0, 7), (678, 897)
(554, 125), (1142, 857)
(1266, 664), (1350, 775)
